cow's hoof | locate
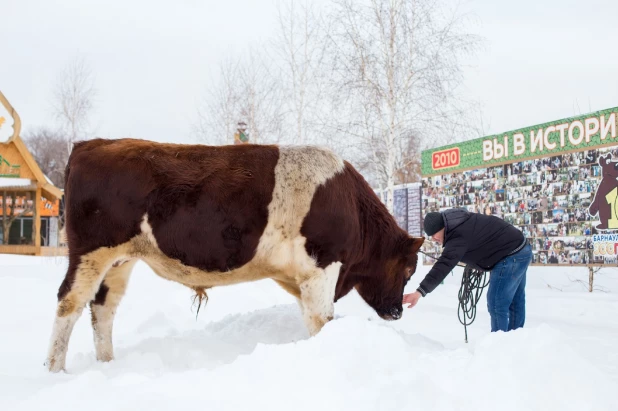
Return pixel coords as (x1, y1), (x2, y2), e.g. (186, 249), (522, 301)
(45, 358), (65, 373)
(96, 353), (114, 362)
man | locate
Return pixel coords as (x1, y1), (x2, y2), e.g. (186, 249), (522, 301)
(402, 208), (532, 332)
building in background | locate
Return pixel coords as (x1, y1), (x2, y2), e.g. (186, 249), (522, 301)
(0, 90), (64, 256)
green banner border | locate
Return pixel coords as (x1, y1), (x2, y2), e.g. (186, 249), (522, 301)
(422, 106), (618, 177)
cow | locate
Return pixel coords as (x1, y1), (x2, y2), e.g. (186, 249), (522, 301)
(45, 138), (424, 372)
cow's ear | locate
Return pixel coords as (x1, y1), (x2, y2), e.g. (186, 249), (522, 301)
(406, 237), (424, 254)
(601, 154), (610, 165)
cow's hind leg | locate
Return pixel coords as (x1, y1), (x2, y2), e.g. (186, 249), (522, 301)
(90, 259), (137, 362)
(299, 261), (342, 336)
(46, 248), (120, 373)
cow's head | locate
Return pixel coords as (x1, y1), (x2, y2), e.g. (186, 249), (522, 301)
(356, 236), (424, 320)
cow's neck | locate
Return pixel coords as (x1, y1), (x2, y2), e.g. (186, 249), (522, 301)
(334, 202), (404, 301)
(356, 199), (405, 278)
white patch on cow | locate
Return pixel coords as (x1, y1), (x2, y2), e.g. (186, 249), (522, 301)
(45, 310), (82, 373)
(299, 261), (342, 336)
(256, 146), (344, 271)
(91, 304), (114, 362)
(139, 215), (159, 248)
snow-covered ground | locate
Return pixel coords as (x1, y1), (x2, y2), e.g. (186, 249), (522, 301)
(1, 254), (617, 411)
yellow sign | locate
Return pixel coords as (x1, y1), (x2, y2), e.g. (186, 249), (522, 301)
(234, 121), (249, 145)
(0, 195), (60, 217)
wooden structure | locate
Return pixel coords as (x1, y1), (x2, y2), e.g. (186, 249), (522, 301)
(0, 90), (64, 256)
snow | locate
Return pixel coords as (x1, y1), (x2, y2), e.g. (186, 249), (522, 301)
(0, 177), (32, 188)
(0, 254), (617, 411)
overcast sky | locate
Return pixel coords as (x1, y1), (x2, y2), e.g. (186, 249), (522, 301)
(3, 0), (617, 145)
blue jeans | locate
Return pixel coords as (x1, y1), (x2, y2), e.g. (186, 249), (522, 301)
(487, 244), (532, 332)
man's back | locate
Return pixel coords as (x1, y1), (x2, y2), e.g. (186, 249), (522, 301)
(442, 208), (525, 271)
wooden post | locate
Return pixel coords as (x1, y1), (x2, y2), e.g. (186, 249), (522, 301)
(588, 266), (594, 293)
(34, 187), (41, 255)
(1, 190), (7, 244)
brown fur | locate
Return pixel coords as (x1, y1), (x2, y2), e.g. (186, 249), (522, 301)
(301, 161), (424, 318)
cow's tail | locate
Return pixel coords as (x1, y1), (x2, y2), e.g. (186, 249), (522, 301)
(58, 225), (67, 244)
(59, 150), (72, 245)
(191, 286), (209, 319)
(60, 140), (87, 244)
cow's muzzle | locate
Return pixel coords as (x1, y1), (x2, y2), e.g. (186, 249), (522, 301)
(378, 307), (403, 321)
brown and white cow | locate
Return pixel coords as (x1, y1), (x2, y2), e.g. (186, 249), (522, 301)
(45, 138), (424, 372)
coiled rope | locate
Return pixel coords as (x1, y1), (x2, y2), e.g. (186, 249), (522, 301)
(457, 265), (489, 343)
(419, 250), (489, 343)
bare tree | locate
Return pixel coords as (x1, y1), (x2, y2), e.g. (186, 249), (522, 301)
(196, 47), (285, 145)
(325, 0), (481, 210)
(52, 55), (97, 155)
(195, 56), (243, 145)
(272, 0), (329, 145)
(237, 48), (286, 144)
(22, 127), (69, 188)
(1, 191), (33, 245)
(394, 133), (422, 183)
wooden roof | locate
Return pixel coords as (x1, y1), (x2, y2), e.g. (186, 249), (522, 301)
(0, 90), (63, 201)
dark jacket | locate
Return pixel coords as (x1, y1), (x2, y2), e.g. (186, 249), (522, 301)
(417, 208), (526, 296)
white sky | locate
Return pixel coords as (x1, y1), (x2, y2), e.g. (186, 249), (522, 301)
(2, 0), (617, 145)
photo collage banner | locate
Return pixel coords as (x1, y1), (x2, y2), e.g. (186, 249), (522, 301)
(420, 106), (618, 266)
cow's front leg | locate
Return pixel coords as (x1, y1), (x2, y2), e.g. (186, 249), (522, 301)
(299, 262), (342, 336)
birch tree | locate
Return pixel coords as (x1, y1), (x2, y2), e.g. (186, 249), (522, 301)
(325, 0), (481, 210)
(196, 48), (285, 145)
(52, 55), (97, 156)
(195, 56), (243, 145)
(272, 0), (329, 145)
(236, 48), (285, 144)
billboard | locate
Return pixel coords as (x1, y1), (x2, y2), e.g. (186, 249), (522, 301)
(421, 106), (618, 266)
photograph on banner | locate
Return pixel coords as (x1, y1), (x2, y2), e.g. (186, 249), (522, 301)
(421, 107), (618, 266)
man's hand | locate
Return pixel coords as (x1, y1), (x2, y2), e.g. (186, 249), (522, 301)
(402, 291), (422, 309)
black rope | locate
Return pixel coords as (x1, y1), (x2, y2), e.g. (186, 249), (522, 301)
(457, 265), (489, 343)
(418, 249), (489, 343)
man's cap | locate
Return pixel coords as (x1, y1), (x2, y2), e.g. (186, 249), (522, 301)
(423, 212), (445, 236)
